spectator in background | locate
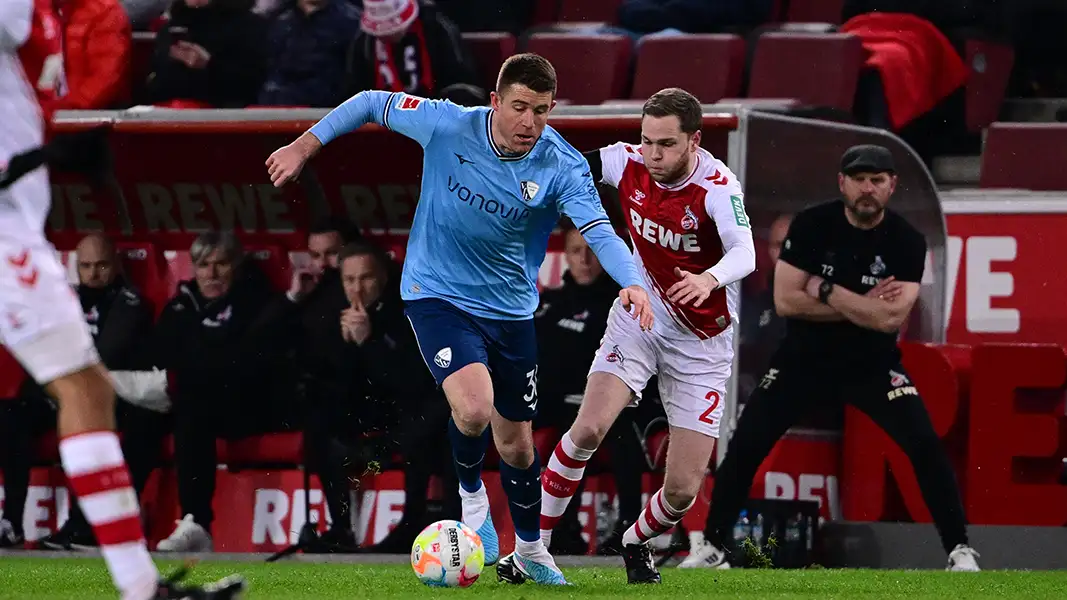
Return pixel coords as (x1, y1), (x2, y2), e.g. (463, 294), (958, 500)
(433, 0), (532, 35)
(153, 232), (297, 552)
(258, 0), (363, 108)
(351, 0), (485, 106)
(0, 234), (164, 550)
(140, 0), (267, 107)
(48, 0), (132, 111)
(534, 222), (649, 555)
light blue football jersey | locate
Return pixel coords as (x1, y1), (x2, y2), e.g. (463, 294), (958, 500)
(309, 91), (640, 320)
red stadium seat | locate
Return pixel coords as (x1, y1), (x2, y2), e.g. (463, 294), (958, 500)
(115, 241), (171, 314)
(785, 0), (845, 24)
(980, 123), (1067, 190)
(0, 348), (27, 400)
(748, 32), (864, 110)
(244, 243), (291, 291)
(526, 34), (633, 104)
(558, 0), (622, 24)
(965, 39), (1014, 133)
(461, 32), (517, 92)
(631, 34), (745, 102)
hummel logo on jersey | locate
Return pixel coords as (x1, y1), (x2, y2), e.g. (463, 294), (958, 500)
(520, 180), (540, 202)
(455, 153), (474, 166)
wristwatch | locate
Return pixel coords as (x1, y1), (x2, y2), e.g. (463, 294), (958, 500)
(817, 280), (834, 304)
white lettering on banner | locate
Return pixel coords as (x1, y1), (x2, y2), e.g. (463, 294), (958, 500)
(764, 472), (841, 520)
(964, 236), (1020, 333)
(353, 490), (406, 544)
(0, 485), (71, 541)
(287, 489), (328, 544)
(135, 184), (295, 232)
(251, 489), (289, 545)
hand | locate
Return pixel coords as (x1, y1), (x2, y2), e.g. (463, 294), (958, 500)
(866, 276), (904, 302)
(170, 41), (210, 69)
(619, 285), (653, 331)
(805, 275), (824, 298)
(288, 268), (316, 301)
(666, 267), (719, 308)
(340, 303), (371, 345)
(266, 135), (318, 187)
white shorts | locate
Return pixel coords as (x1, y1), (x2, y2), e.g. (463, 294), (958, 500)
(589, 300), (733, 438)
(0, 238), (99, 384)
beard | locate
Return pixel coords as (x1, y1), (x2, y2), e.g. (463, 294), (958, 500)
(846, 194), (885, 223)
(650, 159), (690, 185)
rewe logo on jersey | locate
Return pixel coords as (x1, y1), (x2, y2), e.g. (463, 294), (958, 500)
(630, 208), (701, 253)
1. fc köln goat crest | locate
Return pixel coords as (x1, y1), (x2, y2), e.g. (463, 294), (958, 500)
(681, 205), (699, 230)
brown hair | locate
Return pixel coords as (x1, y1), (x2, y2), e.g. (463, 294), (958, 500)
(496, 53), (557, 96)
(642, 87), (703, 134)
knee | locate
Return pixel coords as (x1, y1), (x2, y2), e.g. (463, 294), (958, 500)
(451, 403), (492, 436)
(569, 417), (610, 451)
(496, 428), (535, 469)
(662, 478), (698, 513)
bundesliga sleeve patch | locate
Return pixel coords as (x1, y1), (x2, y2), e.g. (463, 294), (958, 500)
(396, 95), (422, 110)
(730, 195), (750, 228)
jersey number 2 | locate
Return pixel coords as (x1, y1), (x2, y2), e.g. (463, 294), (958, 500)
(699, 391), (720, 425)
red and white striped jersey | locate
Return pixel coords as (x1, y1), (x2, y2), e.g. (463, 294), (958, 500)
(1, 0), (62, 242)
(597, 142), (754, 340)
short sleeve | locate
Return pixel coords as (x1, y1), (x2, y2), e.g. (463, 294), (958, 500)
(598, 142), (633, 188)
(778, 210), (822, 275)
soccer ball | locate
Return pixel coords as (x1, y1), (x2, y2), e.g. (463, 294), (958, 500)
(410, 520), (485, 587)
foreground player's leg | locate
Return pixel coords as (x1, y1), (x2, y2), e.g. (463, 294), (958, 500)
(442, 363), (498, 564)
(493, 412), (568, 586)
(621, 426), (715, 583)
(540, 372), (632, 548)
(44, 361), (244, 599)
(849, 373), (979, 572)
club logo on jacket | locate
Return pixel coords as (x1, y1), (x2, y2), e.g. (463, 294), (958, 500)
(202, 305), (232, 328)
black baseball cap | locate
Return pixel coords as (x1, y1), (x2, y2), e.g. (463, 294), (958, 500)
(840, 144), (895, 176)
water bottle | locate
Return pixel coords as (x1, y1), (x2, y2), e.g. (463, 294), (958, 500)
(751, 513), (764, 547)
(733, 510), (751, 546)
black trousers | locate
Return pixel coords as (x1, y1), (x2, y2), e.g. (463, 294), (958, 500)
(173, 391), (293, 531)
(704, 354), (969, 555)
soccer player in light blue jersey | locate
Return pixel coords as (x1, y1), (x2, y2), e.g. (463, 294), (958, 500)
(267, 54), (653, 585)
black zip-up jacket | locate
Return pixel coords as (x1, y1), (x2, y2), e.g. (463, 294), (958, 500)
(534, 272), (620, 426)
(153, 262), (294, 412)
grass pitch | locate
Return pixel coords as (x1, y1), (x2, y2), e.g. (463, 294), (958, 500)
(1, 557), (1065, 599)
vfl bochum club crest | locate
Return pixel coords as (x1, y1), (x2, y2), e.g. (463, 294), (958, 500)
(520, 180), (540, 202)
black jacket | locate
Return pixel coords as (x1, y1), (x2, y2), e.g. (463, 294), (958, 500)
(153, 262), (294, 413)
(258, 0), (363, 108)
(79, 277), (155, 371)
(331, 291), (439, 434)
(534, 272), (619, 426)
(143, 0), (268, 107)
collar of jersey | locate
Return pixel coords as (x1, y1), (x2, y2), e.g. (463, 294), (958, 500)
(485, 111), (534, 162)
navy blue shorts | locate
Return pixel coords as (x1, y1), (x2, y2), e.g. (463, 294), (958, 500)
(405, 298), (539, 422)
